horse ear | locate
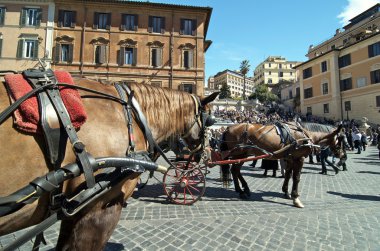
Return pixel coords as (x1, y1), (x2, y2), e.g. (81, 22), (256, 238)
(201, 92), (220, 107)
(334, 124), (343, 135)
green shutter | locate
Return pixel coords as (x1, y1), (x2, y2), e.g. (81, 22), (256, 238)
(16, 40), (24, 58)
(99, 45), (106, 64)
(161, 17), (165, 34)
(119, 47), (125, 65)
(54, 43), (60, 62)
(106, 13), (111, 30)
(148, 16), (152, 32)
(134, 15), (138, 31)
(93, 12), (98, 29)
(20, 9), (26, 26)
(57, 10), (63, 27)
(188, 50), (193, 68)
(132, 48), (137, 66)
(68, 44), (73, 63)
(71, 11), (76, 28)
(36, 9), (42, 26)
(368, 44), (374, 58)
(33, 40), (39, 59)
(157, 48), (162, 67)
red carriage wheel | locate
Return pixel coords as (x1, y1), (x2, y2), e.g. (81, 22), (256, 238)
(163, 162), (206, 205)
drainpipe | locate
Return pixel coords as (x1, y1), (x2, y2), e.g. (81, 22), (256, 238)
(80, 5), (87, 76)
(337, 50), (343, 121)
(169, 10), (174, 89)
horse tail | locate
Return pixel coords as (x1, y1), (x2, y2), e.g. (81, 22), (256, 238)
(219, 130), (231, 188)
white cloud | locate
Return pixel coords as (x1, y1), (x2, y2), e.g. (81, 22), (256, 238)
(338, 0), (380, 25)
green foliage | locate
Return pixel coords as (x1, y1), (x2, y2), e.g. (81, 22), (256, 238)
(249, 84), (279, 103)
(219, 83), (231, 99)
(240, 59), (250, 99)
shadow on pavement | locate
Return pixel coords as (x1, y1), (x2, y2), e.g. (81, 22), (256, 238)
(327, 191), (380, 201)
(104, 242), (125, 251)
(357, 171), (380, 175)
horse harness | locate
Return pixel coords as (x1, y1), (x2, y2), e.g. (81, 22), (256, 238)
(0, 68), (206, 250)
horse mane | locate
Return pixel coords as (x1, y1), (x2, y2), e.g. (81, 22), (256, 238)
(300, 122), (335, 133)
(127, 82), (196, 141)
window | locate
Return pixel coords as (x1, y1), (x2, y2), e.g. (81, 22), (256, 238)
(345, 101), (351, 111)
(0, 7), (5, 26)
(269, 71), (271, 75)
(296, 87), (300, 97)
(322, 82), (328, 95)
(180, 19), (196, 35)
(371, 69), (380, 84)
(55, 43), (73, 63)
(279, 72), (283, 77)
(279, 64), (282, 69)
(20, 8), (42, 26)
(148, 16), (165, 33)
(340, 78), (352, 91)
(338, 54), (351, 68)
(121, 14), (138, 31)
(0, 37), (2, 58)
(323, 104), (329, 113)
(376, 96), (380, 107)
(304, 87), (313, 99)
(290, 64), (292, 68)
(307, 107), (312, 114)
(17, 39), (38, 59)
(357, 77), (366, 88)
(268, 78), (272, 84)
(290, 72), (293, 76)
(95, 45), (107, 64)
(289, 90), (293, 99)
(183, 50), (193, 69)
(181, 83), (194, 93)
(119, 47), (137, 65)
(331, 45), (335, 49)
(303, 67), (312, 79)
(368, 42), (380, 58)
(151, 81), (162, 88)
(321, 61), (327, 72)
(93, 12), (110, 30)
(151, 47), (162, 67)
(58, 10), (76, 28)
(268, 63), (271, 67)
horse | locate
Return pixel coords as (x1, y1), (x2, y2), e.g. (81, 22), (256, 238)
(0, 71), (219, 250)
(218, 121), (342, 208)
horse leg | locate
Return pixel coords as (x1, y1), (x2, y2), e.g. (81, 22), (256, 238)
(282, 159), (292, 199)
(56, 174), (139, 251)
(235, 164), (250, 197)
(230, 165), (246, 199)
(291, 158), (305, 208)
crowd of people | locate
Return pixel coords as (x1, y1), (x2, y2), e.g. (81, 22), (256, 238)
(208, 108), (380, 177)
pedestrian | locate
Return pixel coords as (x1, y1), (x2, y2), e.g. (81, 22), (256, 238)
(337, 128), (350, 171)
(347, 128), (354, 150)
(261, 159), (278, 177)
(352, 129), (362, 154)
(319, 145), (339, 175)
(361, 131), (368, 151)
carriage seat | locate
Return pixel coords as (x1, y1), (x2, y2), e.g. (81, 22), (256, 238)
(4, 70), (87, 133)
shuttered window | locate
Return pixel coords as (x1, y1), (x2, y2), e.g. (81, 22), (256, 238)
(119, 47), (137, 66)
(93, 12), (111, 30)
(54, 43), (73, 63)
(370, 69), (380, 84)
(151, 47), (162, 67)
(321, 61), (327, 72)
(303, 67), (312, 79)
(58, 10), (76, 28)
(17, 39), (38, 59)
(0, 7), (5, 26)
(180, 19), (196, 35)
(180, 83), (194, 94)
(95, 45), (107, 64)
(368, 41), (380, 58)
(148, 16), (165, 33)
(304, 87), (313, 99)
(323, 104), (329, 113)
(121, 14), (138, 31)
(20, 8), (42, 26)
(183, 50), (193, 69)
(338, 54), (351, 68)
(322, 82), (328, 95)
(340, 78), (352, 91)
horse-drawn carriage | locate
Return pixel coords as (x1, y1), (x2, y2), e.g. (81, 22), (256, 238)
(0, 66), (342, 250)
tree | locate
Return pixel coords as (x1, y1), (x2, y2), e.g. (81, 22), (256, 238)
(239, 59), (250, 100)
(249, 84), (278, 103)
(219, 83), (231, 99)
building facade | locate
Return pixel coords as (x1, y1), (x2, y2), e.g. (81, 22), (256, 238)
(295, 4), (380, 124)
(52, 0), (212, 96)
(213, 69), (255, 98)
(0, 0), (55, 71)
(253, 56), (300, 86)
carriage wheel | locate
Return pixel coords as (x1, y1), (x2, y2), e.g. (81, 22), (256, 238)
(163, 162), (206, 205)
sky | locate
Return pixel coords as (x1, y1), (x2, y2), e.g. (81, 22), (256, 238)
(136, 0), (380, 81)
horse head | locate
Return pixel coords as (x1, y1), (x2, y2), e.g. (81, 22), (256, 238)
(317, 124), (343, 157)
(173, 91), (219, 156)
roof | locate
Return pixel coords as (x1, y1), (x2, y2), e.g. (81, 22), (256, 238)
(76, 0), (213, 38)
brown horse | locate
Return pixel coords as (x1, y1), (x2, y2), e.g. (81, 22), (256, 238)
(219, 122), (342, 208)
(0, 75), (218, 250)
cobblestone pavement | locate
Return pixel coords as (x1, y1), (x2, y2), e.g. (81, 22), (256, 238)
(1, 147), (380, 251)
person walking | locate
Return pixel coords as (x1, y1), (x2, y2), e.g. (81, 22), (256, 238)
(337, 128), (350, 171)
(361, 131), (368, 151)
(319, 145), (339, 175)
(352, 129), (362, 154)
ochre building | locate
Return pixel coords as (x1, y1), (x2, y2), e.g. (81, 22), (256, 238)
(295, 4), (380, 124)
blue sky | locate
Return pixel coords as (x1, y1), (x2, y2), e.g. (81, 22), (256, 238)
(138, 0), (379, 81)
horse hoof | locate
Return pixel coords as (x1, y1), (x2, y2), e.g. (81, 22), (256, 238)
(284, 193), (291, 199)
(239, 193), (248, 200)
(293, 198), (304, 208)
